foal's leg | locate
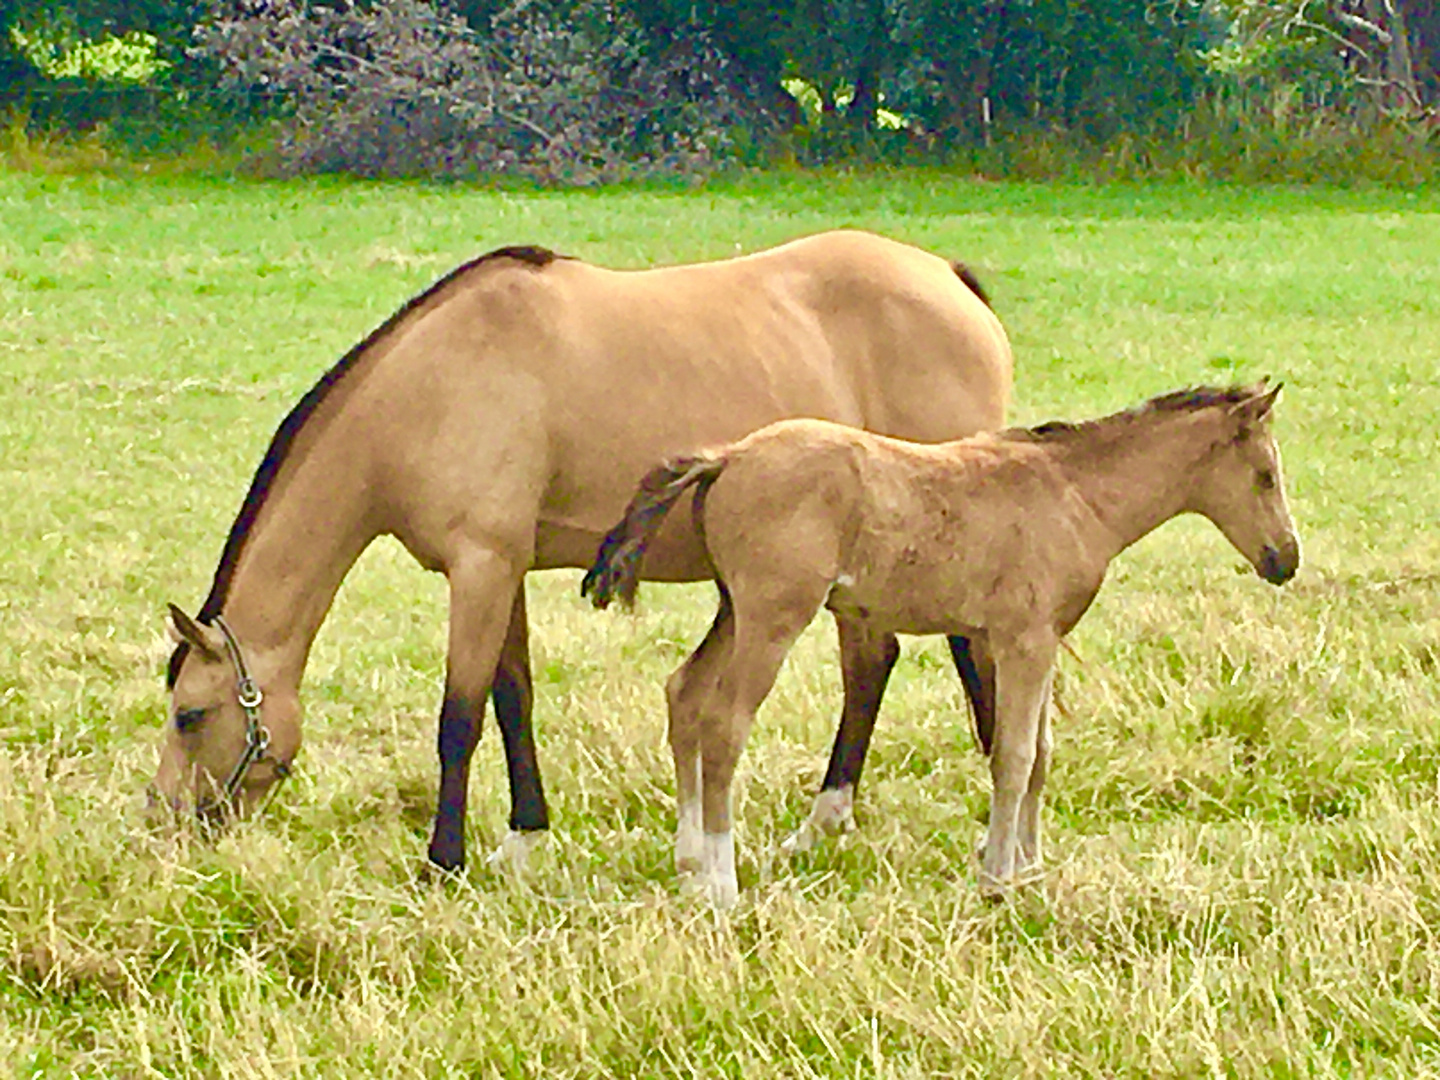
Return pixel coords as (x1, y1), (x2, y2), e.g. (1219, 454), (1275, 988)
(1017, 676), (1053, 874)
(427, 547), (525, 873)
(699, 589), (824, 908)
(782, 619), (899, 854)
(948, 632), (997, 755)
(978, 638), (1056, 900)
(666, 588), (734, 878)
(485, 585), (552, 872)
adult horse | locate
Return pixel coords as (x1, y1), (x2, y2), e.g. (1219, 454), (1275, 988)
(152, 230), (1012, 873)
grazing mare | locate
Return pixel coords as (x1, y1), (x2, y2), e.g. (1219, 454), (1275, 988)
(585, 383), (1300, 906)
(151, 231), (1012, 873)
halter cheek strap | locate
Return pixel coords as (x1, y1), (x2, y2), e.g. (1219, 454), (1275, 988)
(210, 615), (281, 810)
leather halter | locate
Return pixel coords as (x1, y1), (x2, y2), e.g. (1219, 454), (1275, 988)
(208, 614), (284, 812)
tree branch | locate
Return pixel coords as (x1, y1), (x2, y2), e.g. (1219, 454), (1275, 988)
(312, 41), (559, 145)
(1334, 9), (1393, 44)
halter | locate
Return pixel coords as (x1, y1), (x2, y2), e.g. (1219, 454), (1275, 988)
(208, 614), (284, 813)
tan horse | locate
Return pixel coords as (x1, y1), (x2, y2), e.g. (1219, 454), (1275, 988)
(585, 383), (1300, 906)
(152, 230), (1012, 874)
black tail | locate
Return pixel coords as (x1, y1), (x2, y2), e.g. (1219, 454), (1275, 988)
(582, 454), (727, 609)
(951, 262), (992, 309)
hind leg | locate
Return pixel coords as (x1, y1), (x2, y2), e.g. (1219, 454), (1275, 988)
(666, 587), (734, 878)
(428, 546), (526, 873)
(486, 585), (551, 872)
(1017, 677), (1052, 874)
(698, 584), (827, 907)
(783, 618), (899, 854)
(949, 632), (997, 755)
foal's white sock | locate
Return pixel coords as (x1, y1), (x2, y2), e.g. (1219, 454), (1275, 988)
(703, 831), (738, 909)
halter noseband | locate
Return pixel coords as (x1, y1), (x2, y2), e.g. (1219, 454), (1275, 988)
(208, 614), (284, 813)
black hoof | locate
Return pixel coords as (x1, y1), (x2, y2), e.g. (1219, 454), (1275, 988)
(425, 841), (466, 877)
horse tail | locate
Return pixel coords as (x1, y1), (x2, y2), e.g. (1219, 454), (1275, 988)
(582, 454), (728, 610)
(950, 262), (992, 309)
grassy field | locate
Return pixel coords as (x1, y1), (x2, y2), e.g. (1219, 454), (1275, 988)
(2, 170), (1439, 1077)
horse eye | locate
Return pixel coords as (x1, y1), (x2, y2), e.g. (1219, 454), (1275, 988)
(175, 708), (207, 733)
(1257, 469), (1276, 491)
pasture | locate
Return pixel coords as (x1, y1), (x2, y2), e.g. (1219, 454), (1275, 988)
(1, 171), (1438, 1077)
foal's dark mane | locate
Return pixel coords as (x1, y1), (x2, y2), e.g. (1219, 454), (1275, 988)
(1003, 384), (1256, 445)
(167, 244), (568, 687)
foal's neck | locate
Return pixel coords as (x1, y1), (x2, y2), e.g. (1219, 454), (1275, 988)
(1059, 412), (1218, 556)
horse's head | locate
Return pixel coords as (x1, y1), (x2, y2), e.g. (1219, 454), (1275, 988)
(148, 605), (301, 828)
(1189, 382), (1300, 586)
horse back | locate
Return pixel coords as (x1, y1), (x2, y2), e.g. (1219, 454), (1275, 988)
(349, 234), (1012, 574)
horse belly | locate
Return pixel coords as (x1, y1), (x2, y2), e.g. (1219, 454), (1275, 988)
(533, 515), (713, 579)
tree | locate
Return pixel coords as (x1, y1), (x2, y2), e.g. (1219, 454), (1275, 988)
(1206, 0), (1439, 115)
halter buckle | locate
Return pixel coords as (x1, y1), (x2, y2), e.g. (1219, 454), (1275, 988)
(236, 677), (264, 711)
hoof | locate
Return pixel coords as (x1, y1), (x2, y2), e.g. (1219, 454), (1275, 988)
(676, 852), (704, 876)
(485, 829), (548, 875)
(780, 787), (855, 857)
(707, 876), (740, 911)
(779, 824), (818, 856)
(977, 870), (1011, 903)
(421, 856), (465, 883)
(426, 841), (466, 876)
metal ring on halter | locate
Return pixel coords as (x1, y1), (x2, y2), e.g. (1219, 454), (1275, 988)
(210, 614), (280, 812)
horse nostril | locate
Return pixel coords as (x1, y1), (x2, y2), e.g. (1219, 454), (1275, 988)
(1259, 544), (1298, 585)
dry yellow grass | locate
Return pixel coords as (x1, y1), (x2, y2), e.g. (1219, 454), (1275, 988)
(1, 171), (1438, 1076)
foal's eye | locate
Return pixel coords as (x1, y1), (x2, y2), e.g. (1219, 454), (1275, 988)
(175, 708), (206, 733)
(1256, 469), (1277, 491)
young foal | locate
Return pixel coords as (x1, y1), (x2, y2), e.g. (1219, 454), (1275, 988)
(585, 384), (1300, 906)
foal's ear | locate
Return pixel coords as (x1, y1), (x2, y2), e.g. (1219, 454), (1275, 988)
(166, 603), (223, 662)
(1230, 381), (1283, 428)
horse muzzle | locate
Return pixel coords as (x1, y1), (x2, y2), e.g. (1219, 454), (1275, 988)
(1258, 537), (1300, 585)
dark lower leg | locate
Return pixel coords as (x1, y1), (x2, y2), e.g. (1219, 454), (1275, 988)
(428, 549), (520, 873)
(429, 689), (485, 871)
(820, 622), (900, 793)
(492, 586), (548, 833)
(949, 633), (996, 755)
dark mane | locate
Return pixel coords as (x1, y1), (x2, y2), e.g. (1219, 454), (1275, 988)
(167, 244), (568, 687)
(1002, 384), (1257, 445)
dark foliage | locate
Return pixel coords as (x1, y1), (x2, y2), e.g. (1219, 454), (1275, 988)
(193, 0), (776, 180)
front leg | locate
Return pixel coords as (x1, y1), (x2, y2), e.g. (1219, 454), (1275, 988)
(979, 637), (1056, 900)
(428, 548), (524, 873)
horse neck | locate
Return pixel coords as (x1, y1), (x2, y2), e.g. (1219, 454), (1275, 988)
(1059, 412), (1219, 556)
(217, 432), (381, 685)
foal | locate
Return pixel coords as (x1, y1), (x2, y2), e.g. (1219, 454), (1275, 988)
(585, 384), (1300, 906)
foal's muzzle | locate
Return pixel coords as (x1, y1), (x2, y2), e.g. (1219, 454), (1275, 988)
(1258, 537), (1300, 585)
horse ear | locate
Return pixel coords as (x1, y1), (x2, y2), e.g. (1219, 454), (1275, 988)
(1230, 381), (1283, 427)
(166, 603), (222, 662)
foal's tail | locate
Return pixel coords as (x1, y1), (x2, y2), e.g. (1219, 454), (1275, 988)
(582, 454), (728, 610)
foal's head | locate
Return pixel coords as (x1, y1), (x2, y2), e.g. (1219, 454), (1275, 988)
(1185, 383), (1300, 585)
(149, 606), (301, 827)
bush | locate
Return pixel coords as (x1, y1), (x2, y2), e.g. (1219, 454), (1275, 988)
(194, 0), (776, 182)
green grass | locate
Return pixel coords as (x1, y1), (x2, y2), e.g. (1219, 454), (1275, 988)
(2, 169), (1439, 1077)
